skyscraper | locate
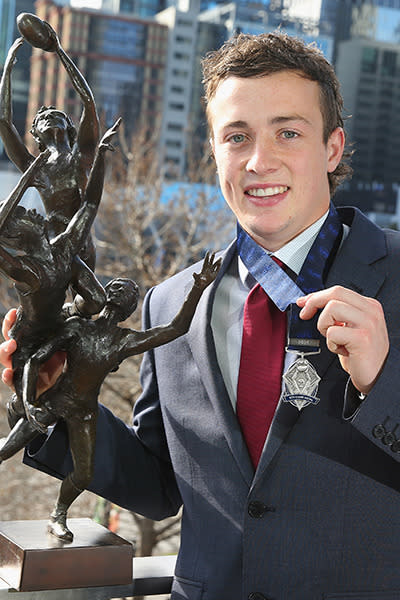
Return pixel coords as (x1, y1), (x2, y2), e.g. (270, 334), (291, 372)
(24, 0), (168, 152)
(0, 0), (35, 158)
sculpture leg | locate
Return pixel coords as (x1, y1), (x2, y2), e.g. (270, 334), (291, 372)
(6, 393), (25, 429)
(0, 410), (55, 462)
(48, 417), (96, 543)
(8, 363), (28, 428)
(1, 418), (40, 462)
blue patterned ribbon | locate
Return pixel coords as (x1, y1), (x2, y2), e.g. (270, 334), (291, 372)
(237, 203), (343, 353)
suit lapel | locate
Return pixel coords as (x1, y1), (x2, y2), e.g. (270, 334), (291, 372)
(326, 206), (387, 296)
(186, 242), (255, 486)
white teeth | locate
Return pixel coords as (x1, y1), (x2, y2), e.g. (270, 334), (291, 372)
(246, 186), (288, 197)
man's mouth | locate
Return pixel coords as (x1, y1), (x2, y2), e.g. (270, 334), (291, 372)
(245, 186), (289, 197)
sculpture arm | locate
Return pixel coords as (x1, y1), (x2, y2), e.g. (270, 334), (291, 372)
(55, 120), (120, 256)
(0, 38), (34, 171)
(53, 38), (100, 156)
(119, 252), (221, 360)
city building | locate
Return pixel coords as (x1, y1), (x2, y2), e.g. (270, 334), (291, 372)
(24, 0), (168, 152)
(155, 0), (200, 177)
(0, 0), (35, 158)
(71, 0), (166, 18)
(336, 36), (400, 186)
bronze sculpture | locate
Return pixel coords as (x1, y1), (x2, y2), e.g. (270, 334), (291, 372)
(0, 13), (221, 543)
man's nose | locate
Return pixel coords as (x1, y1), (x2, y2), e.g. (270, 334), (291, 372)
(246, 140), (281, 174)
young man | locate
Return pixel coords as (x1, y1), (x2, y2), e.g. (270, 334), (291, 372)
(1, 33), (399, 600)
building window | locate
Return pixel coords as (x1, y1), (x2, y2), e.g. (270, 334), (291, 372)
(174, 52), (190, 60)
(172, 69), (189, 78)
(169, 102), (184, 110)
(167, 123), (183, 131)
(382, 50), (397, 77)
(166, 139), (182, 148)
(361, 47), (378, 74)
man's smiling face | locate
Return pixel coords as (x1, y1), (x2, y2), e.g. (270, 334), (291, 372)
(209, 71), (344, 251)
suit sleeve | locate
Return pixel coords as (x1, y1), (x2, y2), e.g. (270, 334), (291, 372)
(23, 287), (182, 520)
(343, 341), (400, 464)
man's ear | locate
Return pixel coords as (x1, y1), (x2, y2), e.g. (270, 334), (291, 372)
(209, 137), (215, 159)
(327, 127), (345, 173)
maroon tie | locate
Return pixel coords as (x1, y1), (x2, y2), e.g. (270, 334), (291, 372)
(237, 282), (287, 468)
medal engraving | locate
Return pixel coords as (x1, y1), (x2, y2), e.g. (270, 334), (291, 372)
(281, 353), (321, 410)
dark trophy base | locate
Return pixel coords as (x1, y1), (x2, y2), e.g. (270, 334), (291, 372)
(0, 518), (133, 591)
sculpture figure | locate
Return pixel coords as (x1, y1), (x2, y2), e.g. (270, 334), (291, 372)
(0, 119), (120, 430)
(0, 254), (221, 541)
(0, 15), (104, 312)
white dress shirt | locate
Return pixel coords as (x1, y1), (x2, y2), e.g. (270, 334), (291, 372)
(210, 211), (347, 411)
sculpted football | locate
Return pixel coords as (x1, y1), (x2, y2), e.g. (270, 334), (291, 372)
(17, 13), (57, 52)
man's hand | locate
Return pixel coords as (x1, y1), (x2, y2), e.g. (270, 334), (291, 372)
(297, 285), (389, 395)
(0, 309), (65, 396)
(193, 252), (221, 289)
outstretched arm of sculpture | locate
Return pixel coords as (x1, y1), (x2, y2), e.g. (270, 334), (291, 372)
(43, 22), (100, 157)
(0, 37), (34, 171)
(119, 252), (221, 359)
(55, 118), (121, 257)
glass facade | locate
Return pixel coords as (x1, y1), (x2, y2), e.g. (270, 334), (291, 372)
(86, 17), (165, 136)
(89, 18), (147, 59)
(0, 0), (34, 158)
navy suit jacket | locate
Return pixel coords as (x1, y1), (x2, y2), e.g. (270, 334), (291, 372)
(26, 207), (400, 600)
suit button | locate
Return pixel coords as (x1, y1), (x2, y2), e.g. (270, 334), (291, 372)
(248, 501), (275, 518)
(372, 424), (386, 439)
(383, 431), (396, 445)
(248, 594), (268, 600)
(391, 440), (400, 453)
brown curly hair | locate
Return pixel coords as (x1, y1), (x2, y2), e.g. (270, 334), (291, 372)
(202, 32), (352, 195)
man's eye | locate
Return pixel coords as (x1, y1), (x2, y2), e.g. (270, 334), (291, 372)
(281, 131), (298, 139)
(229, 134), (245, 143)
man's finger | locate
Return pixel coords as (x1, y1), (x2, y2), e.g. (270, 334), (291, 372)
(0, 339), (17, 369)
(297, 286), (374, 319)
(316, 300), (364, 337)
(2, 308), (17, 340)
(2, 367), (15, 388)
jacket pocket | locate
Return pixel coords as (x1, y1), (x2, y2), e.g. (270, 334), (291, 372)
(325, 591), (400, 599)
(171, 575), (204, 599)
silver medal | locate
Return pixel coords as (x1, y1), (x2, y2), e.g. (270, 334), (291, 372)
(281, 353), (321, 411)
